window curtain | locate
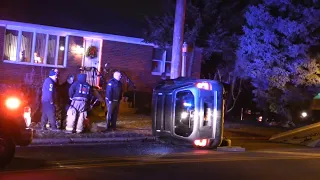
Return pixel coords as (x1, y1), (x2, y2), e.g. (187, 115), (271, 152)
(35, 34), (46, 63)
(48, 39), (56, 58)
(47, 37), (57, 64)
(21, 35), (32, 62)
(4, 33), (18, 61)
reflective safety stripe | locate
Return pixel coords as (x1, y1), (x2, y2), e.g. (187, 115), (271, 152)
(76, 129), (82, 133)
(78, 84), (90, 95)
(79, 84), (82, 94)
(66, 127), (73, 131)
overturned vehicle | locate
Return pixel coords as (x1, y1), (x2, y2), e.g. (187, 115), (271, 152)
(152, 77), (225, 148)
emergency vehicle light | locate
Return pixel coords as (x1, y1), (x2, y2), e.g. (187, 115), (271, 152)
(5, 97), (21, 110)
(196, 82), (211, 90)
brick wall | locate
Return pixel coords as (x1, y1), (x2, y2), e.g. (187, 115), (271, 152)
(101, 40), (160, 93)
(101, 40), (202, 93)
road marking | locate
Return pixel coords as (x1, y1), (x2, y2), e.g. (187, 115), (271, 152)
(256, 150), (320, 157)
(47, 151), (226, 165)
(3, 154), (320, 174)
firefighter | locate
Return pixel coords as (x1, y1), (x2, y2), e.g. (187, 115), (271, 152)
(106, 71), (123, 130)
(65, 74), (92, 133)
(41, 69), (59, 131)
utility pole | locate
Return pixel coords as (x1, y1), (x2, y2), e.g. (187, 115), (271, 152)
(170, 0), (186, 79)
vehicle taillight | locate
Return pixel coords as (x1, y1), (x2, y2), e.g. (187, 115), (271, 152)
(194, 139), (209, 147)
(196, 82), (211, 90)
(5, 97), (21, 110)
(24, 107), (32, 127)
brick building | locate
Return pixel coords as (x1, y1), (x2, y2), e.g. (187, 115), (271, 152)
(0, 20), (202, 110)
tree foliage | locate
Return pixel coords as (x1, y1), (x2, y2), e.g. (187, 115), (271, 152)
(144, 0), (249, 113)
(143, 0), (245, 51)
(237, 0), (320, 123)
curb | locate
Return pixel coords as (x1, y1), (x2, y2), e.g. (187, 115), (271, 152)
(29, 136), (269, 146)
(228, 137), (269, 140)
(31, 136), (157, 145)
(217, 146), (246, 152)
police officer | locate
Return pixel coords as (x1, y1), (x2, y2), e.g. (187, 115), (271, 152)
(106, 71), (122, 130)
(41, 69), (59, 131)
(53, 68), (60, 84)
(65, 73), (92, 133)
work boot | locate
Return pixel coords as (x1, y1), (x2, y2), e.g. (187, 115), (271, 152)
(50, 128), (60, 132)
(41, 127), (48, 131)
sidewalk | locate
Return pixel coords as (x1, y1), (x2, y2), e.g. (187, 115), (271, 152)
(31, 112), (154, 145)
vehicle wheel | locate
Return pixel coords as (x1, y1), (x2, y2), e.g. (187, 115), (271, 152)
(0, 135), (15, 169)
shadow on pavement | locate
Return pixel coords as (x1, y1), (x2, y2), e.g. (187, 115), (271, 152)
(3, 158), (48, 171)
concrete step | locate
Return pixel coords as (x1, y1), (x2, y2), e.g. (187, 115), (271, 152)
(119, 101), (137, 114)
(119, 108), (137, 114)
(120, 101), (134, 108)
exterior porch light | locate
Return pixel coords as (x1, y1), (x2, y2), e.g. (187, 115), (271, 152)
(72, 45), (84, 54)
(76, 45), (84, 54)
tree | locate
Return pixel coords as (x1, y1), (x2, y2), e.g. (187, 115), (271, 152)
(237, 0), (320, 126)
(144, 0), (249, 113)
(143, 0), (246, 49)
(143, 0), (202, 48)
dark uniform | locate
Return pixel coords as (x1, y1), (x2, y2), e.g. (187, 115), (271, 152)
(66, 74), (92, 133)
(106, 78), (123, 129)
(58, 77), (74, 129)
(41, 70), (58, 130)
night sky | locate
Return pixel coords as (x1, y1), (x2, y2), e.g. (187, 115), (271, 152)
(0, 0), (166, 38)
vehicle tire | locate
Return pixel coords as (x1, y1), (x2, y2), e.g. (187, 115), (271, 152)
(0, 135), (16, 169)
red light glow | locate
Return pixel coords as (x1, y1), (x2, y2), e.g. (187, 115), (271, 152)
(194, 139), (208, 147)
(5, 97), (21, 110)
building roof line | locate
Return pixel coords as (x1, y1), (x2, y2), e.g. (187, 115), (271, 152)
(0, 20), (155, 46)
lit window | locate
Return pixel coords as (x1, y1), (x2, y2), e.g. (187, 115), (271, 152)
(4, 30), (18, 61)
(151, 48), (171, 76)
(4, 28), (68, 67)
(47, 35), (58, 65)
(20, 31), (33, 62)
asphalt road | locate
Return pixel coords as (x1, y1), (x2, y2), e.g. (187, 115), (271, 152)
(1, 140), (320, 180)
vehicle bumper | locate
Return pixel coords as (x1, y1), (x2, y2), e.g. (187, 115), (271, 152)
(15, 128), (33, 146)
